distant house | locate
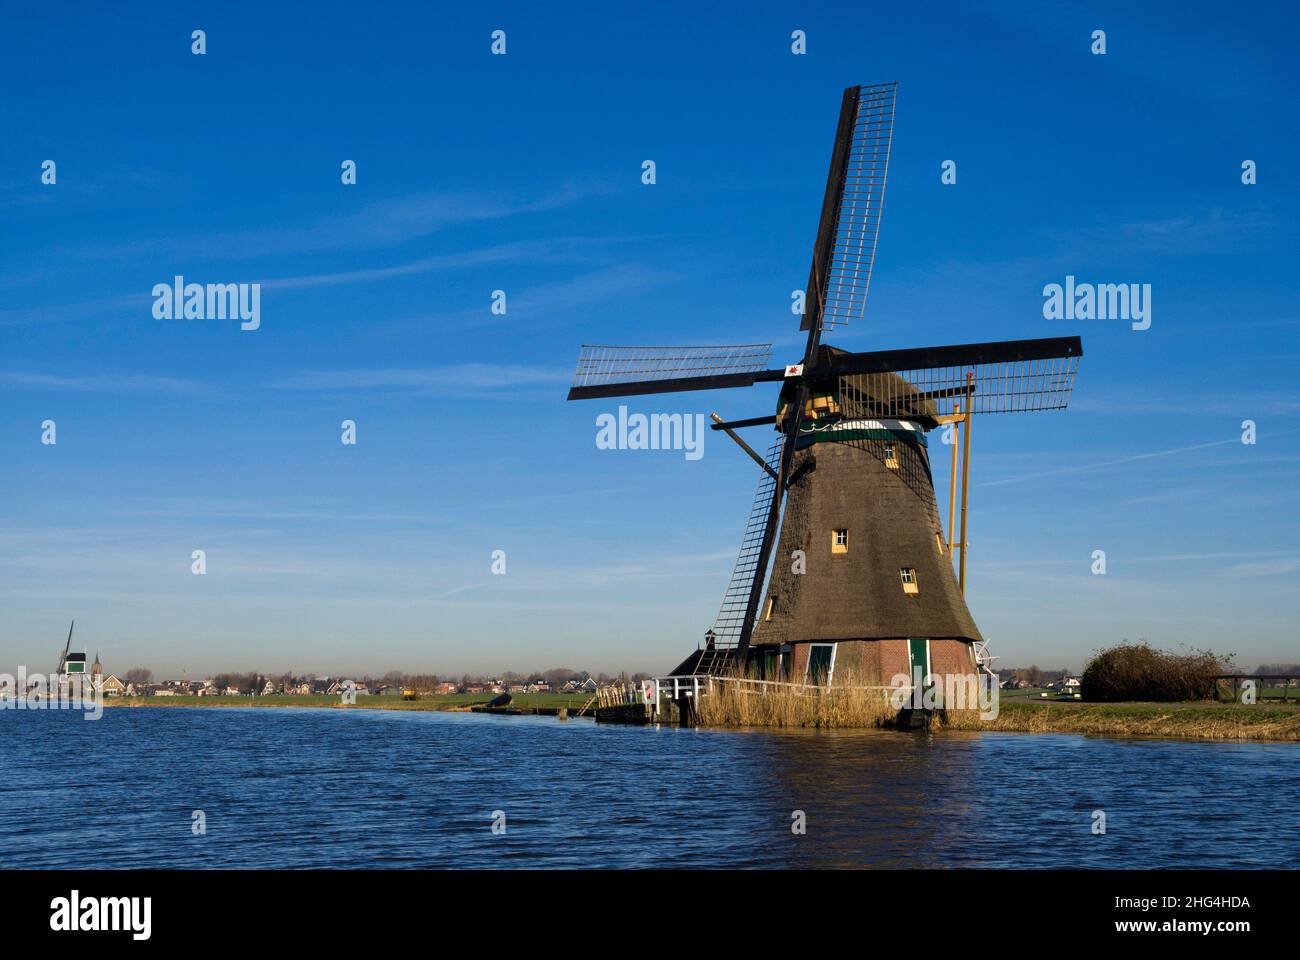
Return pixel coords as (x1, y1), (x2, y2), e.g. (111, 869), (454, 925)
(98, 675), (125, 697)
(577, 677), (597, 692)
(224, 686), (242, 696)
(153, 688), (177, 697)
(529, 679), (551, 692)
(508, 684), (526, 694)
(463, 685), (485, 694)
(435, 681), (458, 695)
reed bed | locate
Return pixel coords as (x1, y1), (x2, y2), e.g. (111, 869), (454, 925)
(695, 674), (897, 729)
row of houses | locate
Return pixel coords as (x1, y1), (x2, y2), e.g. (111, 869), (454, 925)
(90, 669), (604, 698)
(997, 676), (1082, 692)
(457, 677), (598, 695)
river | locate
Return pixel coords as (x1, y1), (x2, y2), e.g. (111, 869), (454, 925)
(3, 707), (1295, 868)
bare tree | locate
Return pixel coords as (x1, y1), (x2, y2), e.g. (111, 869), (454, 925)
(124, 667), (153, 686)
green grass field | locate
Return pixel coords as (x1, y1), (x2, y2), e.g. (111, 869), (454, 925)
(1001, 685), (1300, 704)
(943, 698), (1300, 740)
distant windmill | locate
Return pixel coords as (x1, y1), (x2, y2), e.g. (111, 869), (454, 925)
(566, 84), (1082, 684)
(54, 620), (85, 678)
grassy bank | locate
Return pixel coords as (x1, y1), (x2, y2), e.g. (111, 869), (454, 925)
(938, 698), (1300, 741)
(102, 692), (593, 713)
(691, 678), (1300, 740)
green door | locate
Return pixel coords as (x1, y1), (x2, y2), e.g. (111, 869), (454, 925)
(908, 638), (930, 685)
(807, 644), (834, 686)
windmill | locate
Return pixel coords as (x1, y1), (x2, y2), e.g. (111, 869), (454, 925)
(54, 620), (84, 678)
(566, 83), (1082, 683)
(48, 619), (89, 698)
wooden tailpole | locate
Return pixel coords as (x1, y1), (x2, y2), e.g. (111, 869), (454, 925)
(958, 373), (975, 595)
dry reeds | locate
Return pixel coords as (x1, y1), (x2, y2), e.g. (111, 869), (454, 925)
(694, 672), (897, 728)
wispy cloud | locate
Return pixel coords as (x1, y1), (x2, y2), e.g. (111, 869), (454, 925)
(1071, 394), (1300, 417)
(268, 362), (567, 394)
(259, 236), (653, 292)
(1041, 208), (1272, 258)
(0, 237), (649, 326)
(981, 431), (1300, 487)
(46, 182), (619, 266)
(0, 371), (208, 395)
(1220, 557), (1300, 578)
(382, 263), (675, 332)
(0, 292), (144, 328)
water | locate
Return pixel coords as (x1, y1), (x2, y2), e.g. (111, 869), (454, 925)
(2, 707), (1296, 868)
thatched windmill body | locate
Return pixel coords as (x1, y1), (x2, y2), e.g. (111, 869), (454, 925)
(566, 83), (1082, 685)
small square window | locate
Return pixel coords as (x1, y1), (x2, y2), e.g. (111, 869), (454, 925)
(884, 443), (899, 469)
(900, 567), (919, 594)
(832, 529), (848, 554)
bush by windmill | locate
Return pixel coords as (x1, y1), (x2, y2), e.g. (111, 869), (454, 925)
(567, 83), (1082, 711)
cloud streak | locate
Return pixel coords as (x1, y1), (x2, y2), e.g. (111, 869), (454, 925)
(981, 430), (1300, 487)
(44, 182), (620, 266)
(268, 362), (568, 394)
(0, 371), (208, 395)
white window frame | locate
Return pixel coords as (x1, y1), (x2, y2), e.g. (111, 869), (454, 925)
(804, 643), (837, 685)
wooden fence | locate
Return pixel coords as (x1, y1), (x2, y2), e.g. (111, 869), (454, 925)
(1214, 674), (1300, 703)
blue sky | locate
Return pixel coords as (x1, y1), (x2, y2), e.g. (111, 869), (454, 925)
(2, 1), (1297, 677)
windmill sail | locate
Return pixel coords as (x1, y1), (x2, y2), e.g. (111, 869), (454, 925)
(803, 82), (897, 333)
(694, 437), (785, 676)
(828, 336), (1083, 417)
(55, 620), (74, 675)
(567, 343), (775, 400)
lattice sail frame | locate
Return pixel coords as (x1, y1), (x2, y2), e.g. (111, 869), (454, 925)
(837, 354), (1082, 420)
(571, 344), (773, 388)
(706, 437), (785, 655)
(819, 82), (897, 331)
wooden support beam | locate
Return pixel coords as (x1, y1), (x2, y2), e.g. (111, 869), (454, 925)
(947, 402), (960, 558)
(710, 413), (778, 480)
(958, 374), (975, 594)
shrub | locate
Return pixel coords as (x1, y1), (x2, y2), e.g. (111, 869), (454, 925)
(1081, 641), (1230, 702)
